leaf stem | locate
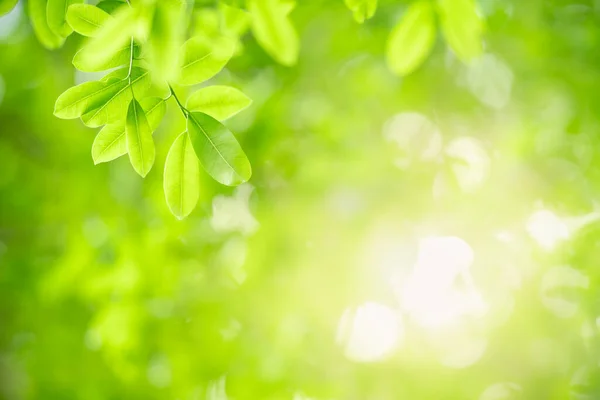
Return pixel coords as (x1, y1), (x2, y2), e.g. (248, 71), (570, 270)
(126, 36), (134, 84)
(169, 84), (188, 118)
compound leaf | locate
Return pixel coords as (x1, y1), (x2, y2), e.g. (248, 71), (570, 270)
(66, 3), (111, 37)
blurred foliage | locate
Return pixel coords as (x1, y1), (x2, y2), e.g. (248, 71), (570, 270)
(2, 0), (600, 399)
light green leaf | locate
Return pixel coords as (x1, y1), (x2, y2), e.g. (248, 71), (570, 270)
(47, 0), (83, 37)
(126, 98), (155, 177)
(147, 0), (186, 83)
(385, 1), (436, 76)
(81, 67), (152, 127)
(75, 6), (136, 72)
(186, 85), (252, 121)
(164, 132), (200, 219)
(178, 35), (234, 86)
(54, 80), (118, 119)
(92, 97), (166, 164)
(29, 0), (65, 49)
(344, 0), (377, 23)
(66, 3), (111, 37)
(73, 42), (141, 72)
(187, 112), (251, 186)
(248, 0), (298, 66)
(0, 0), (18, 16)
(96, 0), (126, 15)
(437, 0), (484, 62)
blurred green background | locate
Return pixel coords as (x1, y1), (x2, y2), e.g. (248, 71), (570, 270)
(3, 0), (600, 399)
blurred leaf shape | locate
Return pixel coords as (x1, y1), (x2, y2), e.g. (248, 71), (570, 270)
(92, 97), (166, 164)
(248, 0), (299, 66)
(186, 85), (252, 121)
(73, 41), (141, 72)
(164, 132), (200, 219)
(478, 383), (522, 400)
(540, 265), (589, 318)
(466, 53), (513, 109)
(187, 111), (251, 186)
(29, 0), (65, 49)
(178, 35), (234, 86)
(220, 2), (251, 37)
(75, 6), (137, 73)
(66, 3), (111, 37)
(0, 0), (17, 16)
(47, 0), (83, 38)
(344, 0), (377, 23)
(437, 0), (484, 62)
(147, 0), (186, 84)
(386, 1), (436, 76)
(126, 98), (155, 177)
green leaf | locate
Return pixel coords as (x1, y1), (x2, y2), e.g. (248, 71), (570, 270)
(29, 0), (65, 49)
(186, 85), (252, 121)
(178, 35), (234, 86)
(248, 0), (298, 66)
(54, 80), (116, 119)
(437, 0), (484, 62)
(92, 97), (166, 164)
(73, 42), (141, 72)
(344, 0), (377, 23)
(81, 67), (152, 127)
(385, 1), (436, 76)
(75, 6), (137, 72)
(0, 0), (18, 16)
(187, 111), (251, 186)
(163, 132), (200, 219)
(125, 98), (155, 177)
(96, 0), (126, 15)
(66, 3), (111, 37)
(147, 0), (186, 83)
(47, 0), (83, 38)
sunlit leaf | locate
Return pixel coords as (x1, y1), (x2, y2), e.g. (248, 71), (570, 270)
(47, 0), (83, 38)
(344, 0), (377, 23)
(92, 97), (166, 164)
(164, 132), (200, 219)
(385, 1), (436, 76)
(54, 80), (116, 119)
(73, 42), (141, 72)
(66, 3), (111, 37)
(187, 111), (251, 186)
(29, 0), (65, 49)
(247, 0), (298, 66)
(81, 67), (152, 128)
(186, 85), (252, 121)
(178, 35), (234, 86)
(437, 0), (484, 62)
(125, 98), (155, 177)
(0, 0), (18, 16)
